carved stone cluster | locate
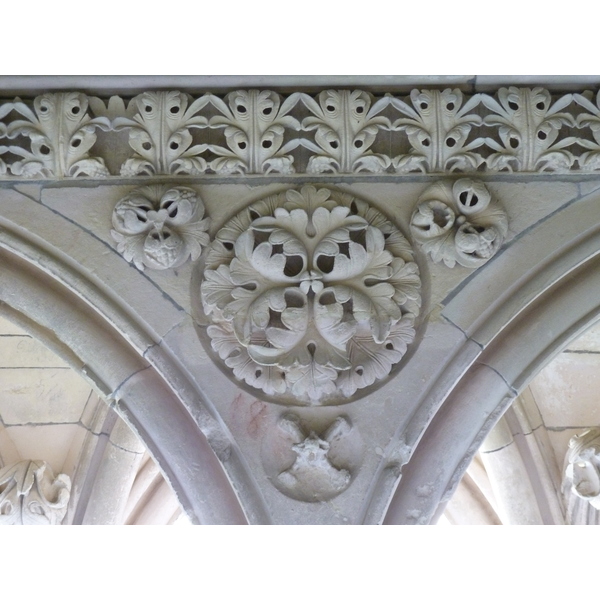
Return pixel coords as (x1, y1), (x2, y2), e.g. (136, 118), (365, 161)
(4, 88), (600, 177)
(200, 185), (421, 405)
(564, 428), (600, 510)
(0, 460), (71, 525)
(111, 185), (210, 270)
(410, 179), (508, 268)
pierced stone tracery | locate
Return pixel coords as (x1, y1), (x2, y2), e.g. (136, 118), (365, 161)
(200, 184), (421, 405)
(1, 87), (600, 177)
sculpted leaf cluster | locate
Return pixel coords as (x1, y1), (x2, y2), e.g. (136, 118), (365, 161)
(410, 178), (508, 268)
(111, 185), (210, 270)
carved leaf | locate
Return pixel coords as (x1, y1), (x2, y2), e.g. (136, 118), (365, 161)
(391, 89), (483, 173)
(6, 93), (110, 178)
(483, 87), (577, 172)
(301, 90), (391, 173)
(337, 316), (416, 396)
(285, 361), (338, 402)
(114, 91), (210, 175)
(208, 90), (301, 174)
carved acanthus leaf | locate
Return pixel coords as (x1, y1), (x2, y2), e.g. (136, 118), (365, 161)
(0, 460), (71, 525)
(113, 91), (211, 176)
(111, 185), (210, 270)
(391, 89), (484, 173)
(207, 90), (302, 174)
(300, 90), (391, 173)
(410, 178), (508, 268)
(3, 93), (110, 178)
(573, 91), (600, 171)
(201, 184), (421, 405)
(482, 87), (577, 172)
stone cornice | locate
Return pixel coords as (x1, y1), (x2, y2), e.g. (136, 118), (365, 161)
(2, 87), (600, 179)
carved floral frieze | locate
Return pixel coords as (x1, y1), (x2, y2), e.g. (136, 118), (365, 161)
(111, 185), (210, 270)
(0, 460), (71, 525)
(200, 184), (421, 405)
(1, 87), (600, 177)
(564, 428), (600, 511)
(410, 178), (508, 268)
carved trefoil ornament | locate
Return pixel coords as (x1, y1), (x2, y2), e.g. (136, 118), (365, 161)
(0, 460), (71, 525)
(563, 428), (600, 511)
(410, 178), (508, 268)
(111, 185), (211, 270)
(200, 184), (421, 405)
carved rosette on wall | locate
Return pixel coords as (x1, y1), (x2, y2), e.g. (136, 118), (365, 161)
(0, 460), (71, 525)
(200, 185), (421, 405)
(410, 178), (508, 268)
(111, 185), (211, 270)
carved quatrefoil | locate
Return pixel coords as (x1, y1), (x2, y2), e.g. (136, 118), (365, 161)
(410, 178), (508, 268)
(200, 185), (421, 405)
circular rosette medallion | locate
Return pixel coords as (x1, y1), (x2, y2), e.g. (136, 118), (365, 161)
(200, 185), (421, 405)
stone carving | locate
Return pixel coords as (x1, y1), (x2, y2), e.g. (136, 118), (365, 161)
(564, 428), (600, 510)
(111, 185), (210, 270)
(300, 90), (391, 173)
(2, 87), (600, 177)
(273, 415), (353, 502)
(2, 93), (110, 177)
(201, 185), (420, 405)
(207, 90), (302, 174)
(574, 91), (600, 171)
(390, 89), (484, 173)
(482, 87), (577, 172)
(0, 460), (71, 525)
(112, 91), (211, 176)
(410, 178), (508, 268)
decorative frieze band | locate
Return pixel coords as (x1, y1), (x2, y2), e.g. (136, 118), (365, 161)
(3, 88), (600, 178)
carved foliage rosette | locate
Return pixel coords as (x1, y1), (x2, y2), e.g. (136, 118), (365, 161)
(201, 185), (421, 405)
(410, 179), (508, 268)
(111, 185), (210, 270)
